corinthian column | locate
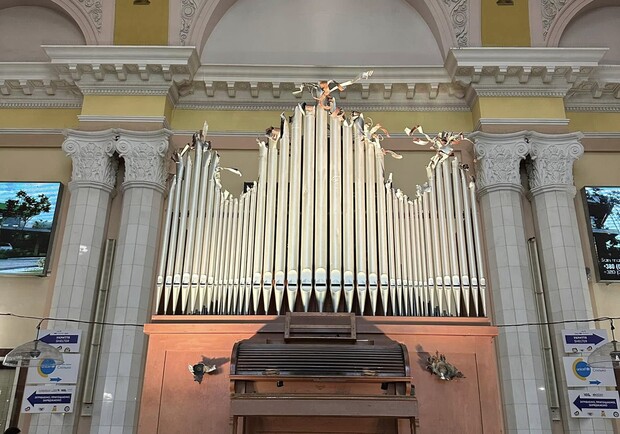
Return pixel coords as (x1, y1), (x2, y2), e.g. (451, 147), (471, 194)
(528, 133), (613, 434)
(474, 132), (552, 434)
(29, 130), (118, 434)
(91, 129), (170, 434)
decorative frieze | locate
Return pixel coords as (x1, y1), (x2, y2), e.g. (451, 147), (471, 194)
(116, 130), (171, 191)
(473, 132), (529, 194)
(62, 130), (118, 191)
(527, 132), (584, 194)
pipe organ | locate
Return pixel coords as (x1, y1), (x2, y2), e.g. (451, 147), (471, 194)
(155, 106), (487, 317)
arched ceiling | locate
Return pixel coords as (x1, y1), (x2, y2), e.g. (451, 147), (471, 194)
(0, 5), (85, 61)
(200, 0), (443, 66)
(559, 6), (620, 65)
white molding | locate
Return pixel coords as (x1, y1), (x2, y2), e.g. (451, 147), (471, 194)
(78, 115), (168, 125)
(0, 99), (81, 109)
(582, 132), (620, 139)
(476, 118), (569, 130)
(565, 103), (620, 112)
(0, 128), (64, 135)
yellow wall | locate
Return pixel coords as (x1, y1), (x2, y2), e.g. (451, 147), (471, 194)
(114, 0), (169, 45)
(81, 95), (169, 117)
(482, 0), (531, 46)
(171, 109), (474, 133)
(0, 109), (80, 129)
(568, 112), (620, 132)
(473, 97), (566, 121)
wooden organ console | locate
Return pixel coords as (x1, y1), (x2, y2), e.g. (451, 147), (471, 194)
(229, 313), (418, 434)
(154, 102), (487, 317)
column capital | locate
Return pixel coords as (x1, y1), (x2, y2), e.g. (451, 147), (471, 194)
(116, 129), (172, 192)
(62, 129), (118, 192)
(528, 132), (584, 196)
(472, 131), (529, 195)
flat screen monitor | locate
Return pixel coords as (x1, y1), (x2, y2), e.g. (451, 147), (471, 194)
(583, 186), (620, 282)
(0, 182), (63, 276)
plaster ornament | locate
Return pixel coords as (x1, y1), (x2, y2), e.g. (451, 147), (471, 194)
(426, 351), (464, 381)
(405, 126), (472, 171)
(188, 362), (216, 384)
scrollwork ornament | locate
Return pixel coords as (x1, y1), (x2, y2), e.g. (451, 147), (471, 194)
(528, 141), (583, 191)
(180, 0), (198, 46)
(116, 137), (169, 190)
(542, 0), (567, 39)
(78, 0), (103, 32)
(62, 138), (117, 189)
(443, 0), (469, 47)
(474, 139), (529, 192)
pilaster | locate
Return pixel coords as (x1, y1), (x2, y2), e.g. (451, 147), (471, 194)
(91, 129), (170, 434)
(29, 130), (118, 434)
(527, 133), (613, 434)
(474, 132), (552, 434)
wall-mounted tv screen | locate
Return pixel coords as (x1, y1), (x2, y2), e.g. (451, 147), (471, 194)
(0, 182), (63, 276)
(583, 186), (620, 282)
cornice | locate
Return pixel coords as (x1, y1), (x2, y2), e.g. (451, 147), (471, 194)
(199, 64), (450, 84)
(445, 47), (608, 76)
(174, 101), (470, 112)
(0, 47), (618, 112)
(43, 46), (200, 71)
(42, 45), (200, 97)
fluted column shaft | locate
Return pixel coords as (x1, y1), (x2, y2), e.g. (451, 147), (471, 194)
(528, 133), (613, 434)
(474, 132), (552, 434)
(29, 130), (118, 434)
(91, 129), (170, 434)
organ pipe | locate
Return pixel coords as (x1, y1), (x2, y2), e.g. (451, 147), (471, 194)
(155, 108), (488, 318)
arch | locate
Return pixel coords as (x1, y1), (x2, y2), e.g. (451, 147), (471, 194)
(544, 0), (616, 48)
(177, 0), (462, 61)
(558, 6), (620, 64)
(0, 5), (86, 61)
(0, 0), (114, 46)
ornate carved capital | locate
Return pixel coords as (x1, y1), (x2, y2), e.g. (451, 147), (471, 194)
(527, 132), (584, 194)
(116, 130), (171, 192)
(62, 129), (117, 191)
(473, 132), (529, 195)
